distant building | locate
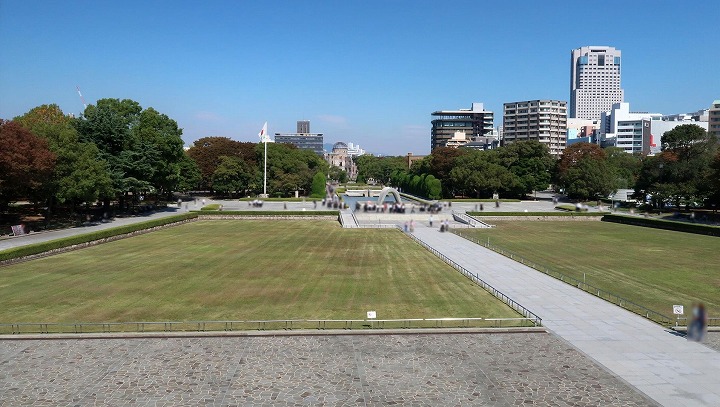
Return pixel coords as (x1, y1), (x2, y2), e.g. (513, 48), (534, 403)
(297, 120), (310, 133)
(600, 103), (708, 155)
(406, 153), (426, 169)
(570, 46), (624, 120)
(566, 118), (597, 142)
(345, 142), (366, 157)
(325, 141), (365, 180)
(502, 100), (567, 157)
(274, 120), (324, 155)
(648, 120), (709, 155)
(710, 100), (720, 139)
(431, 103), (494, 151)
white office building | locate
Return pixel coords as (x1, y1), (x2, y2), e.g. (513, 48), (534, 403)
(570, 46), (624, 120)
(503, 100), (567, 157)
(602, 103), (709, 155)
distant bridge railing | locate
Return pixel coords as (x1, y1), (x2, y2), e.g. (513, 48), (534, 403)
(0, 317), (539, 335)
(452, 230), (682, 327)
(452, 211), (493, 228)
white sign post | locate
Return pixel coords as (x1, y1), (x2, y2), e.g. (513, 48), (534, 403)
(367, 311), (376, 329)
(673, 305), (684, 326)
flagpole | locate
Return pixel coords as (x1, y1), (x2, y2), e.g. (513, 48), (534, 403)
(259, 121), (269, 198)
(263, 139), (267, 197)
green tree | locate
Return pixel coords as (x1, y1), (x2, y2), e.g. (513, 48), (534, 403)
(430, 147), (468, 197)
(498, 140), (554, 198)
(310, 172), (327, 198)
(261, 143), (328, 197)
(212, 156), (254, 197)
(132, 107), (185, 195)
(15, 104), (113, 211)
(563, 158), (614, 200)
(74, 99), (188, 205)
(423, 175), (442, 199)
(186, 137), (247, 190)
(555, 143), (614, 200)
(605, 147), (642, 190)
(635, 125), (717, 208)
(328, 166), (348, 183)
(354, 155), (406, 185)
(177, 154), (202, 192)
(450, 150), (518, 198)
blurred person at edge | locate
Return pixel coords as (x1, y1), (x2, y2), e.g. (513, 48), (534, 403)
(687, 303), (707, 342)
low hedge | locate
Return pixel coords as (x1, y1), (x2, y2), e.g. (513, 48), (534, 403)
(0, 213), (198, 262)
(467, 211), (609, 217)
(194, 210), (340, 216)
(602, 214), (720, 236)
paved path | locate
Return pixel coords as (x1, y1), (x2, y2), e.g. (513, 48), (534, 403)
(412, 224), (720, 407)
(0, 332), (656, 406)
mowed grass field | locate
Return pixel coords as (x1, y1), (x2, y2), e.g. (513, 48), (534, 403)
(0, 220), (520, 323)
(459, 221), (720, 317)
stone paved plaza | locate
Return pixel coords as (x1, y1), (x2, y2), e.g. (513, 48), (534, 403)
(0, 331), (658, 406)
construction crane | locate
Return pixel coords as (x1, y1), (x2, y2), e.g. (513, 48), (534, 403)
(76, 86), (87, 110)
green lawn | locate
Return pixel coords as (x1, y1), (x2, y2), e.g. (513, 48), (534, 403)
(458, 221), (720, 317)
(0, 220), (520, 324)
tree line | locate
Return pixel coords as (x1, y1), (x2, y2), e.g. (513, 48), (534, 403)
(355, 125), (720, 208)
(1, 100), (331, 219)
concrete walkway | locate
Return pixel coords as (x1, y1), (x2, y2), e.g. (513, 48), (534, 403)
(412, 224), (720, 407)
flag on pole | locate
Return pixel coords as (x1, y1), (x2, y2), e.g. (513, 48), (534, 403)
(258, 122), (269, 142)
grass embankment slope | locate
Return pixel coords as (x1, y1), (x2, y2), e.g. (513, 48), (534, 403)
(0, 220), (518, 323)
(459, 221), (720, 316)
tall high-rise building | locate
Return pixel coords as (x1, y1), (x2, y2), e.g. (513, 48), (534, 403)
(430, 103), (494, 151)
(502, 100), (567, 157)
(570, 46), (624, 120)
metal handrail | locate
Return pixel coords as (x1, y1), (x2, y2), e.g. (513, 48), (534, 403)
(669, 317), (720, 328)
(452, 230), (679, 326)
(405, 233), (542, 327)
(0, 317), (538, 335)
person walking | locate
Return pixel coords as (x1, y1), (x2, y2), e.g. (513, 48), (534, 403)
(429, 214), (434, 227)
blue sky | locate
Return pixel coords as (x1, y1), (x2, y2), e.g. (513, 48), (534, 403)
(1, 0), (718, 156)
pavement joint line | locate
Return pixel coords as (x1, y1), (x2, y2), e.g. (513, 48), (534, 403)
(351, 336), (370, 407)
(0, 327), (548, 340)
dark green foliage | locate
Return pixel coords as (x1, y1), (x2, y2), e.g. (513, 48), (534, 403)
(555, 143), (614, 200)
(602, 214), (720, 236)
(354, 155), (406, 185)
(310, 172), (327, 198)
(212, 156), (254, 197)
(634, 125), (717, 208)
(467, 212), (609, 217)
(497, 141), (554, 197)
(259, 143), (329, 197)
(73, 98), (187, 202)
